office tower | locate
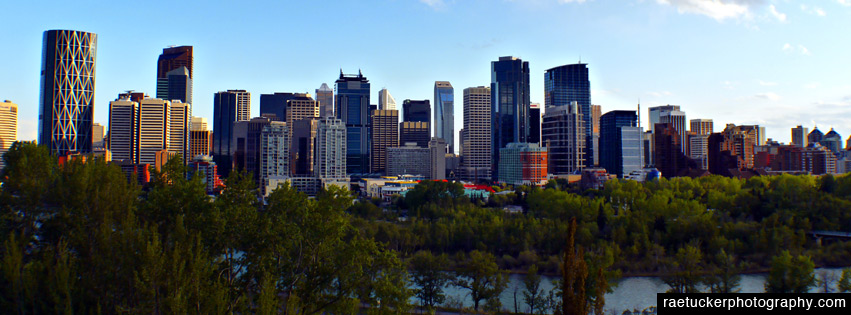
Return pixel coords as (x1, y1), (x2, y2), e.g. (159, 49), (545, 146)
(497, 143), (548, 186)
(92, 123), (105, 149)
(591, 104), (601, 165)
(137, 98), (170, 165)
(707, 124), (757, 175)
(39, 30), (97, 155)
(158, 66), (192, 105)
(649, 105), (687, 155)
(542, 101), (585, 175)
(232, 117), (272, 187)
(213, 90), (247, 177)
(284, 93), (320, 139)
(461, 86), (492, 181)
(690, 119), (713, 135)
(379, 88), (397, 110)
(157, 46), (193, 83)
(689, 133), (709, 170)
(315, 117), (347, 180)
(316, 83), (334, 118)
(371, 109), (399, 174)
(191, 116), (208, 131)
(260, 92), (296, 122)
(335, 70), (371, 174)
(0, 101), (17, 170)
(190, 129), (211, 158)
(654, 123), (691, 178)
(492, 56), (531, 179)
(429, 137), (447, 180)
(402, 99), (430, 123)
(434, 81), (454, 153)
(791, 125), (808, 147)
(802, 144), (837, 175)
(260, 121), (288, 192)
(808, 127), (824, 145)
(600, 110), (643, 178)
(291, 119), (317, 176)
(168, 101), (190, 163)
(545, 63), (591, 166)
(529, 102), (541, 145)
(400, 121), (430, 148)
(387, 143), (431, 177)
(821, 128), (842, 154)
(108, 97), (139, 162)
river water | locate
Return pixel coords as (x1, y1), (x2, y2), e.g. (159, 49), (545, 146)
(435, 268), (846, 313)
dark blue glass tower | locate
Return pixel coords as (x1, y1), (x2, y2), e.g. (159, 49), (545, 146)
(213, 91), (240, 177)
(600, 110), (642, 177)
(545, 63), (592, 165)
(259, 92), (298, 121)
(491, 56), (530, 180)
(335, 70), (371, 175)
(402, 99), (430, 123)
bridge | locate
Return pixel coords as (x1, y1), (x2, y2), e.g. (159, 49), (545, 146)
(809, 230), (851, 245)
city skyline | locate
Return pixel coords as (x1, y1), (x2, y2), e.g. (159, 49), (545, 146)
(2, 0), (850, 145)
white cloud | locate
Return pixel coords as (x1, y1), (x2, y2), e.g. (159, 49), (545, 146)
(782, 43), (811, 56)
(559, 0), (587, 3)
(768, 4), (786, 22)
(801, 4), (826, 16)
(758, 80), (777, 86)
(838, 0), (851, 7)
(815, 8), (826, 16)
(754, 92), (781, 101)
(419, 0), (446, 9)
(656, 0), (759, 21)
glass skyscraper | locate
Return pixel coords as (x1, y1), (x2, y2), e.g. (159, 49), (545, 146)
(545, 63), (592, 165)
(335, 70), (371, 175)
(434, 81), (454, 153)
(491, 56), (530, 180)
(39, 29), (97, 155)
(600, 110), (643, 178)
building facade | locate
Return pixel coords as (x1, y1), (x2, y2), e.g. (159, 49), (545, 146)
(335, 71), (371, 174)
(545, 63), (591, 166)
(39, 30), (97, 155)
(212, 90), (247, 177)
(371, 109), (399, 174)
(529, 102), (541, 146)
(402, 99), (430, 124)
(600, 110), (643, 178)
(316, 83), (334, 118)
(792, 125), (808, 147)
(260, 121), (289, 193)
(400, 121), (429, 148)
(0, 101), (17, 170)
(378, 88), (397, 111)
(315, 117), (347, 181)
(434, 81), (454, 153)
(461, 86), (492, 182)
(387, 143), (431, 178)
(108, 97), (139, 162)
(232, 117), (272, 187)
(497, 142), (548, 186)
(542, 102), (585, 175)
(492, 56), (531, 180)
(429, 137), (447, 180)
(291, 118), (317, 176)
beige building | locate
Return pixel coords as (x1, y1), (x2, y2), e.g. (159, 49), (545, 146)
(285, 93), (320, 139)
(0, 100), (17, 170)
(108, 97), (139, 162)
(690, 119), (713, 135)
(371, 109), (399, 173)
(461, 86), (492, 181)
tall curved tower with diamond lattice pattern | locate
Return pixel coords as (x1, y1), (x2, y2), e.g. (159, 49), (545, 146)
(39, 29), (97, 155)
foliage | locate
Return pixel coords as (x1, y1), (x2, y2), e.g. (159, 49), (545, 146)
(409, 250), (451, 310)
(452, 250), (507, 311)
(765, 250), (815, 293)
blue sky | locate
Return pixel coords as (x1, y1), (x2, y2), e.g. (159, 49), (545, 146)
(1, 0), (850, 147)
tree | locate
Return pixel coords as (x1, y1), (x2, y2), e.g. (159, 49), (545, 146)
(704, 249), (741, 293)
(838, 268), (851, 293)
(816, 270), (839, 293)
(522, 264), (547, 314)
(765, 251), (815, 293)
(409, 250), (450, 310)
(453, 250), (507, 311)
(662, 245), (704, 293)
(563, 217), (588, 315)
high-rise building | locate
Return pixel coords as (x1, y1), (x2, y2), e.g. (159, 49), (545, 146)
(387, 143), (431, 178)
(260, 121), (289, 192)
(168, 101), (190, 163)
(654, 123), (692, 178)
(379, 88), (397, 111)
(402, 99), (430, 123)
(434, 81), (454, 153)
(707, 124), (757, 175)
(429, 137), (447, 180)
(689, 133), (709, 170)
(213, 90), (248, 177)
(108, 96), (139, 162)
(690, 119), (713, 135)
(157, 46), (193, 83)
(260, 92), (292, 122)
(808, 127), (824, 145)
(600, 110), (643, 178)
(39, 30), (97, 155)
(232, 117), (272, 187)
(284, 93), (320, 140)
(92, 123), (105, 149)
(314, 117), (347, 181)
(649, 105), (687, 156)
(188, 155), (222, 194)
(400, 121), (430, 148)
(498, 142), (548, 186)
(545, 63), (591, 166)
(542, 101), (585, 175)
(191, 116), (208, 132)
(492, 56), (531, 179)
(335, 70), (371, 174)
(0, 101), (18, 170)
(137, 98), (170, 165)
(791, 125), (808, 147)
(529, 102), (541, 146)
(591, 104), (601, 165)
(316, 83), (334, 118)
(371, 109), (399, 174)
(234, 90), (251, 122)
(158, 66), (192, 105)
(821, 128), (843, 154)
(461, 86), (492, 182)
(291, 118), (317, 176)
(190, 129), (211, 158)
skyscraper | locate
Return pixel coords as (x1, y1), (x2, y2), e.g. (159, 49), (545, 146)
(434, 81), (454, 153)
(137, 98), (170, 165)
(649, 105), (687, 156)
(291, 118), (318, 176)
(429, 137), (447, 180)
(402, 99), (430, 123)
(92, 123), (105, 149)
(0, 101), (18, 170)
(791, 125), (808, 147)
(233, 90), (251, 122)
(284, 93), (320, 140)
(232, 117), (273, 187)
(529, 102), (541, 145)
(168, 101), (190, 163)
(260, 92), (297, 122)
(591, 104), (601, 165)
(599, 110), (643, 178)
(157, 46), (193, 81)
(108, 96), (139, 162)
(690, 119), (713, 135)
(542, 102), (585, 175)
(492, 56), (530, 180)
(335, 70), (371, 174)
(379, 88), (397, 111)
(545, 63), (591, 165)
(400, 121), (430, 148)
(157, 46), (193, 113)
(371, 109), (399, 174)
(315, 117), (347, 181)
(260, 121), (288, 193)
(213, 90), (246, 176)
(39, 30), (97, 155)
(316, 83), (334, 118)
(461, 86), (492, 182)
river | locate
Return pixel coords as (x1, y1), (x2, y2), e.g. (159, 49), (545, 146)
(434, 268), (847, 313)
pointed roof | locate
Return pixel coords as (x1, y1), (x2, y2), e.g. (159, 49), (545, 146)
(318, 83), (332, 92)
